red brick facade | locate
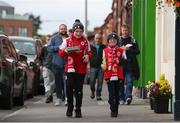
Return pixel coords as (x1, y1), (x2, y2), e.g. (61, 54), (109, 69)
(93, 0), (132, 44)
(0, 19), (33, 37)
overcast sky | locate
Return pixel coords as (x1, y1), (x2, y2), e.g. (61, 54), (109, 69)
(5, 0), (112, 35)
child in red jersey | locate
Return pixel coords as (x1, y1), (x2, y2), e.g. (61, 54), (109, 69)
(101, 32), (126, 117)
(59, 19), (92, 118)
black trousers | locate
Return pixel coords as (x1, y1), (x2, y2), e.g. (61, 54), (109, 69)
(66, 73), (85, 112)
(107, 80), (120, 112)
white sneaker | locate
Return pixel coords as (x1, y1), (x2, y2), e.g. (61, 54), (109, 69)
(64, 98), (68, 106)
(55, 98), (63, 106)
(119, 100), (125, 105)
(125, 98), (132, 105)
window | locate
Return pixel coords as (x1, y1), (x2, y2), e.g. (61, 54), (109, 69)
(9, 26), (14, 36)
(12, 40), (36, 55)
(36, 40), (43, 56)
(1, 39), (11, 57)
(18, 27), (28, 37)
(9, 42), (18, 59)
(0, 25), (4, 33)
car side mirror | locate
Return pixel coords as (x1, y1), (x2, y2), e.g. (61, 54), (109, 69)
(19, 54), (27, 62)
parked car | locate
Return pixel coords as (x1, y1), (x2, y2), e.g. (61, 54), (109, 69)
(9, 36), (44, 95)
(18, 53), (35, 98)
(0, 34), (26, 109)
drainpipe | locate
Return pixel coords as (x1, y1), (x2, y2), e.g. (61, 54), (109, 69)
(174, 16), (180, 121)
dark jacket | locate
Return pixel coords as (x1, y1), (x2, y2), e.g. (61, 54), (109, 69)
(47, 33), (65, 68)
(39, 44), (52, 69)
(119, 36), (140, 80)
(90, 44), (106, 68)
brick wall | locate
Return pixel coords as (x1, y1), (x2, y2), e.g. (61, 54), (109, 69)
(0, 19), (33, 37)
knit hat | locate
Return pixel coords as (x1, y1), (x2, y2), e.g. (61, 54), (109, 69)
(72, 19), (84, 32)
(107, 32), (119, 42)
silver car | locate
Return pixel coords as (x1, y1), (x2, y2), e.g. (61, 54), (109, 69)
(9, 36), (44, 96)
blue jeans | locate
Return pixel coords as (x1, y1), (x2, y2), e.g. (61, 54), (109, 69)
(125, 72), (134, 100)
(107, 80), (120, 112)
(90, 67), (103, 97)
(52, 64), (64, 99)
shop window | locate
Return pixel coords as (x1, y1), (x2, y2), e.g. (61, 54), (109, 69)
(18, 27), (28, 37)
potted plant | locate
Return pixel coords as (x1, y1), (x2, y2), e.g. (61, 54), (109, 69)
(145, 80), (156, 110)
(167, 0), (180, 17)
(146, 74), (172, 113)
(157, 0), (180, 17)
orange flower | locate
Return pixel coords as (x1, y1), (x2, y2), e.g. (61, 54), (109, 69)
(167, 0), (173, 5)
(175, 1), (180, 7)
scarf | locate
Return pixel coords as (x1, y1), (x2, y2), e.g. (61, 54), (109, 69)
(107, 46), (119, 81)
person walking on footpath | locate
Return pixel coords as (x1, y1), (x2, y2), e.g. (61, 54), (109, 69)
(59, 24), (69, 106)
(59, 19), (92, 118)
(119, 24), (140, 105)
(39, 34), (55, 103)
(89, 33), (106, 101)
(101, 32), (126, 117)
(47, 24), (66, 106)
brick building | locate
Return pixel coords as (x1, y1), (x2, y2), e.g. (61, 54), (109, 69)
(0, 1), (33, 37)
(93, 0), (132, 44)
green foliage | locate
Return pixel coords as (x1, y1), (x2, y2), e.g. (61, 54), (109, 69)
(27, 13), (42, 36)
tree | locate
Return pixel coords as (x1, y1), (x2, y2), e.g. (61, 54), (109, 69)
(26, 13), (42, 36)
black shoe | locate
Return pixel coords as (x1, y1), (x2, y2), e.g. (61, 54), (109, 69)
(96, 96), (102, 101)
(45, 95), (53, 103)
(66, 111), (73, 117)
(111, 111), (118, 117)
(75, 110), (82, 118)
(66, 106), (73, 117)
(90, 91), (95, 99)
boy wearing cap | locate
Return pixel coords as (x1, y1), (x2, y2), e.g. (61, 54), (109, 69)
(101, 32), (126, 117)
(59, 19), (92, 118)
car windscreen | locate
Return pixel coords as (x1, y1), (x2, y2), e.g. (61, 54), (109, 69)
(11, 40), (36, 55)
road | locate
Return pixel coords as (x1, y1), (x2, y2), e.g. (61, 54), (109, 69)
(0, 84), (174, 122)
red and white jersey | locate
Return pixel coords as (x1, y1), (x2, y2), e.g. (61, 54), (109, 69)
(103, 46), (125, 80)
(58, 34), (92, 74)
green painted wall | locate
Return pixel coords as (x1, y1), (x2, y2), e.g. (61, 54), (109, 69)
(132, 0), (156, 87)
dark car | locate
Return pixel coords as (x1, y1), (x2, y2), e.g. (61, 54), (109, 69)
(9, 36), (44, 95)
(0, 34), (26, 109)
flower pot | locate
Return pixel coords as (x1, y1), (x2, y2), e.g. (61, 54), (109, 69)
(153, 96), (169, 113)
(149, 97), (154, 110)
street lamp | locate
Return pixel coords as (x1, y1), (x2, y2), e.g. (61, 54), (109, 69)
(85, 0), (88, 35)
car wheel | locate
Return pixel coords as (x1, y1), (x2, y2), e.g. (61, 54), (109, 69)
(3, 90), (13, 109)
(14, 88), (25, 106)
(18, 80), (26, 106)
(14, 77), (26, 106)
(27, 85), (34, 98)
(33, 72), (39, 96)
